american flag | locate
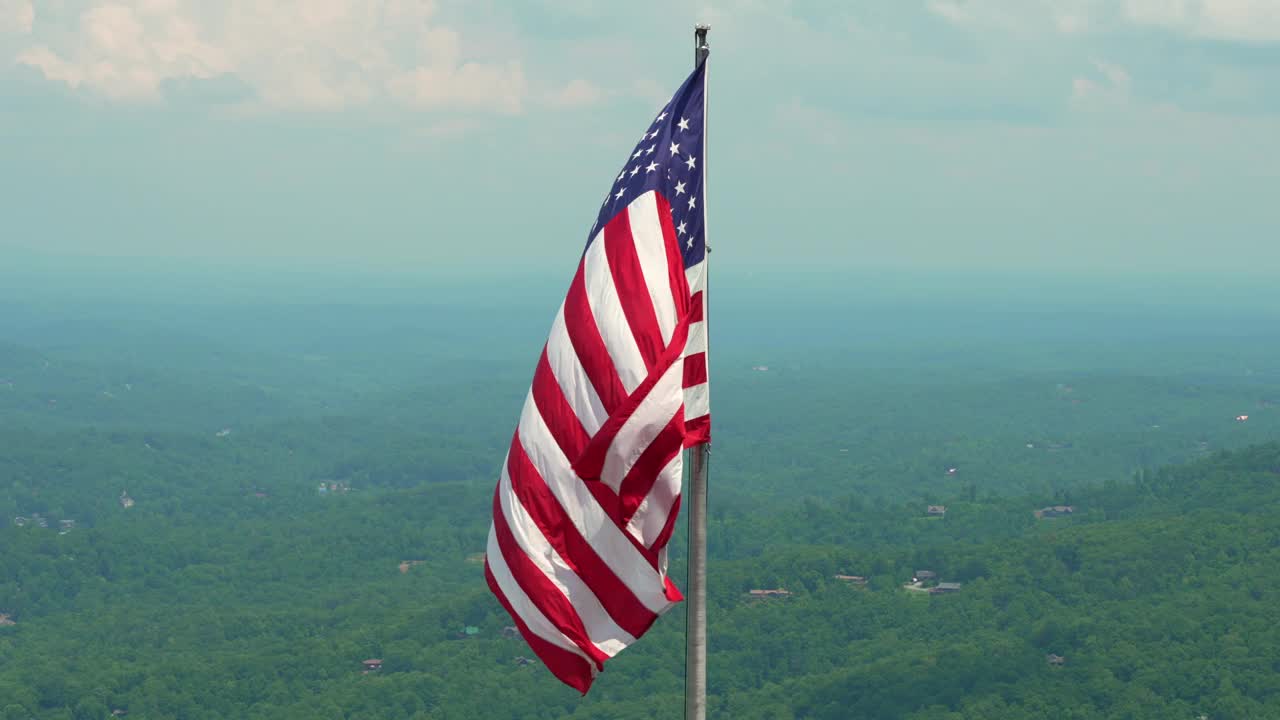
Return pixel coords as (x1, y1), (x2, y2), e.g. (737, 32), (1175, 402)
(484, 62), (710, 694)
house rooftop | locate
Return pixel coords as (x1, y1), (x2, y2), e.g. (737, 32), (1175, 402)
(747, 588), (792, 597)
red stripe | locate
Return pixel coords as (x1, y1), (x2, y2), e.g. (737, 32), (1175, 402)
(484, 562), (596, 695)
(684, 415), (710, 447)
(564, 262), (627, 414)
(604, 211), (664, 371)
(687, 291), (704, 324)
(531, 348), (589, 459)
(618, 413), (685, 526)
(574, 314), (692, 483)
(584, 480), (624, 528)
(491, 487), (610, 669)
(652, 494), (682, 555)
(664, 574), (684, 602)
(682, 352), (708, 388)
(654, 194), (691, 318)
(507, 435), (661, 639)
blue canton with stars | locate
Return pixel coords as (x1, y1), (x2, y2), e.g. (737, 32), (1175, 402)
(587, 62), (707, 270)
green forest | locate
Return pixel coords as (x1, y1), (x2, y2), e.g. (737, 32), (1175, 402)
(2, 283), (1279, 719)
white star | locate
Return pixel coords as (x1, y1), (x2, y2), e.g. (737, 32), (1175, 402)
(646, 145), (656, 155)
(630, 165), (641, 177)
(674, 181), (687, 195)
(632, 148), (644, 159)
(669, 141), (681, 156)
(678, 117), (690, 131)
(687, 236), (694, 249)
(656, 111), (668, 123)
(645, 162), (659, 173)
(677, 221), (687, 235)
(688, 196), (697, 210)
(617, 171), (626, 183)
(649, 130), (661, 140)
(685, 155), (697, 171)
(615, 188), (625, 200)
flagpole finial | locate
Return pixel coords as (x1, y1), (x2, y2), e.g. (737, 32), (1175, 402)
(695, 25), (710, 67)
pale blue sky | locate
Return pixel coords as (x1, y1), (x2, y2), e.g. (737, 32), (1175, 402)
(1, 1), (1277, 279)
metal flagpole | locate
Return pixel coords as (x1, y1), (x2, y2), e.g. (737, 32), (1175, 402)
(685, 23), (711, 720)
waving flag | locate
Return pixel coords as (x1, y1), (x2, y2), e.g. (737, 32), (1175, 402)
(484, 62), (710, 694)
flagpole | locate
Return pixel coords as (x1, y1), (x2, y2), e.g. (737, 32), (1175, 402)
(685, 23), (711, 720)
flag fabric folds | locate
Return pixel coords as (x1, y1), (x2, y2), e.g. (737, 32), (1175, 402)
(484, 63), (710, 694)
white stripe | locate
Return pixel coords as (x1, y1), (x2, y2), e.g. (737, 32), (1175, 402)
(517, 393), (675, 615)
(626, 455), (682, 548)
(545, 305), (607, 435)
(599, 358), (685, 493)
(499, 467), (635, 657)
(685, 383), (709, 421)
(685, 260), (706, 295)
(626, 192), (678, 346)
(485, 526), (598, 671)
(685, 319), (707, 357)
(582, 229), (648, 393)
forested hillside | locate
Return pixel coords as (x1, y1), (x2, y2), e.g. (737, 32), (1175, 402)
(2, 285), (1279, 719)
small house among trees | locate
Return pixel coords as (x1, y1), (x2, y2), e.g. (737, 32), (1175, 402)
(1034, 505), (1075, 519)
(914, 570), (937, 582)
(0, 613), (15, 626)
(1047, 654), (1066, 666)
(929, 582), (962, 595)
(746, 588), (792, 599)
(926, 505), (947, 517)
(362, 659), (383, 673)
(834, 575), (867, 585)
(318, 481), (350, 495)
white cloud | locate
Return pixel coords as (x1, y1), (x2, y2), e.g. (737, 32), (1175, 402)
(924, 0), (1072, 33)
(1125, 0), (1280, 43)
(922, 0), (1280, 43)
(927, 0), (969, 25)
(0, 0), (34, 34)
(11, 0), (527, 112)
(1054, 12), (1091, 34)
(384, 26), (525, 114)
(545, 78), (607, 109)
(1071, 58), (1133, 108)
